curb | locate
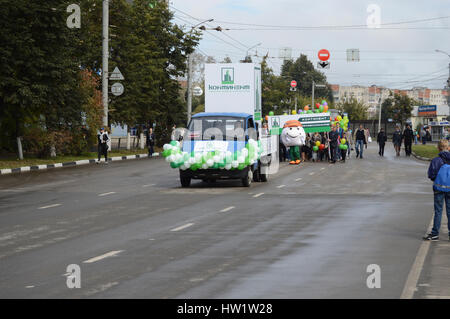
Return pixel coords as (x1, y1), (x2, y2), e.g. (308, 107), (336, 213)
(411, 151), (431, 162)
(0, 153), (160, 175)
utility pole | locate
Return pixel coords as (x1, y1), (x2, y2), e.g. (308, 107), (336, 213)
(435, 50), (450, 115)
(102, 0), (109, 128)
(377, 97), (382, 132)
(312, 81), (326, 109)
(186, 54), (194, 124)
(246, 42), (262, 62)
(295, 95), (298, 113)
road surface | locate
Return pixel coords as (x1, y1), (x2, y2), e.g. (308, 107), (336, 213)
(0, 144), (448, 298)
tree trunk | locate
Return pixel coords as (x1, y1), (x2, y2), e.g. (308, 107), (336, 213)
(15, 116), (23, 160)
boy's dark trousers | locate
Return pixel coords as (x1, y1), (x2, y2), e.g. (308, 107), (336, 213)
(340, 147), (346, 161)
(330, 144), (337, 162)
(148, 144), (154, 156)
(405, 142), (412, 156)
(379, 142), (385, 156)
(432, 191), (450, 236)
(98, 143), (108, 161)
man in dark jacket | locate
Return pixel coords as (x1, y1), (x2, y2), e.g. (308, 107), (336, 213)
(424, 140), (450, 241)
(403, 124), (414, 156)
(354, 124), (366, 159)
(146, 126), (155, 157)
(97, 127), (110, 164)
(328, 125), (339, 163)
(377, 128), (388, 156)
(392, 126), (402, 157)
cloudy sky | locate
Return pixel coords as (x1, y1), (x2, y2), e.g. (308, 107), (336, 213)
(170, 0), (450, 90)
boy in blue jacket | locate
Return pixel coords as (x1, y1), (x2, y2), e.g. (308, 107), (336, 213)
(424, 139), (450, 241)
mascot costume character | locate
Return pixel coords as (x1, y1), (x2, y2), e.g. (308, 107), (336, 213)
(281, 120), (306, 165)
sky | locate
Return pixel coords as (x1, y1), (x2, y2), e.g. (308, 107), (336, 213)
(170, 0), (450, 90)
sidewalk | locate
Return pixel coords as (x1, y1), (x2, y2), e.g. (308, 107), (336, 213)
(0, 152), (160, 175)
(415, 220), (450, 299)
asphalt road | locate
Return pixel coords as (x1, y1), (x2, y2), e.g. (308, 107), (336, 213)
(0, 143), (447, 298)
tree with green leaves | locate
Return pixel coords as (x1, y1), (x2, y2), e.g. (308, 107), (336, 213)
(280, 54), (334, 103)
(221, 56), (233, 63)
(381, 93), (417, 126)
(336, 97), (369, 120)
(0, 0), (90, 157)
(78, 0), (199, 145)
(261, 56), (292, 115)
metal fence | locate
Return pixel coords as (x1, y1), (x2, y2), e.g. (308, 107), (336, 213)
(109, 136), (146, 151)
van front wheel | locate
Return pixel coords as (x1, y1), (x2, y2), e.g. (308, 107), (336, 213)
(180, 171), (191, 188)
(242, 168), (252, 187)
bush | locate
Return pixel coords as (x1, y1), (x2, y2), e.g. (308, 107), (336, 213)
(22, 128), (88, 158)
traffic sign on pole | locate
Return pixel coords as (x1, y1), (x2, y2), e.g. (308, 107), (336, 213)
(111, 82), (124, 96)
(193, 86), (203, 96)
(318, 49), (330, 61)
(110, 67), (124, 80)
(317, 61), (330, 69)
(290, 80), (297, 88)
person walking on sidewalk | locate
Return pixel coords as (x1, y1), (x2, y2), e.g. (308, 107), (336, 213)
(377, 128), (387, 157)
(403, 124), (414, 157)
(97, 127), (110, 164)
(393, 126), (403, 157)
(354, 124), (366, 159)
(146, 126), (155, 157)
(423, 139), (450, 241)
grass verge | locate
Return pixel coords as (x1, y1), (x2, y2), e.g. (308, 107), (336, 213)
(412, 144), (439, 160)
(0, 148), (160, 170)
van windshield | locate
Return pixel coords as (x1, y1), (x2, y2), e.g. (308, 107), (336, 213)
(188, 116), (245, 141)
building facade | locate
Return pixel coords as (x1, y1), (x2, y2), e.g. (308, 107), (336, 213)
(331, 84), (449, 119)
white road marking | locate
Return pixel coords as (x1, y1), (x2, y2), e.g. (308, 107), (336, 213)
(277, 185), (286, 189)
(38, 204), (61, 210)
(321, 167), (325, 170)
(309, 172), (315, 176)
(170, 223), (194, 232)
(142, 184), (155, 188)
(400, 219), (433, 299)
(253, 193), (264, 198)
(220, 206), (235, 212)
(25, 286), (34, 289)
(83, 250), (123, 264)
(98, 192), (116, 197)
(295, 178), (302, 181)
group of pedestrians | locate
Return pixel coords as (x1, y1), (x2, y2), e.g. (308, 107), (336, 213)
(388, 124), (415, 157)
(95, 125), (157, 164)
(280, 124), (355, 164)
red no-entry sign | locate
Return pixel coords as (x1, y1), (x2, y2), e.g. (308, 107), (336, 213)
(290, 80), (297, 88)
(318, 49), (330, 61)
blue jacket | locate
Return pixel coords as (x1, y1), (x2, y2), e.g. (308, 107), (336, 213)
(428, 151), (450, 181)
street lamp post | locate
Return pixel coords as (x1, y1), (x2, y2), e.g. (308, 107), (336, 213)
(377, 97), (382, 133)
(102, 0), (109, 127)
(187, 19), (214, 125)
(246, 43), (262, 61)
(435, 49), (450, 114)
(312, 81), (326, 109)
